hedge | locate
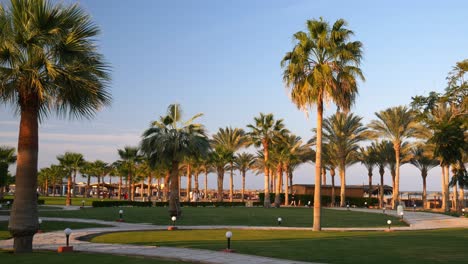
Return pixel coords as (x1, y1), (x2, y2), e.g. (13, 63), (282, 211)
(92, 201), (152, 207)
(258, 193), (379, 207)
(153, 201), (263, 207)
(0, 198), (45, 205)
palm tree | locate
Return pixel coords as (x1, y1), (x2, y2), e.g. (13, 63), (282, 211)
(0, 0), (111, 252)
(90, 160), (110, 199)
(322, 112), (366, 206)
(373, 140), (392, 207)
(80, 161), (93, 198)
(212, 127), (248, 202)
(57, 152), (85, 206)
(209, 147), (232, 202)
(233, 153), (255, 203)
(247, 113), (287, 207)
(281, 18), (364, 230)
(141, 104), (210, 216)
(358, 146), (377, 198)
(0, 146), (16, 199)
(367, 106), (421, 208)
(409, 145), (439, 209)
(117, 146), (141, 201)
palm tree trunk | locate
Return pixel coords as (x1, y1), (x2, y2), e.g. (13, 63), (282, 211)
(164, 171), (170, 202)
(45, 178), (48, 196)
(331, 169), (336, 207)
(204, 171), (208, 200)
(444, 165), (450, 211)
(368, 170), (372, 198)
(178, 175), (181, 199)
(242, 170), (246, 203)
(379, 169), (384, 208)
(72, 170), (77, 198)
(217, 167), (224, 202)
(392, 145), (401, 209)
(66, 174), (72, 206)
(263, 142), (271, 207)
(339, 164), (346, 207)
(9, 102), (39, 253)
(125, 174), (129, 199)
(97, 176), (101, 199)
(422, 175), (427, 209)
(169, 161), (181, 217)
(140, 181), (144, 200)
(441, 166), (446, 210)
(322, 167), (327, 185)
(285, 166), (290, 206)
(459, 188), (465, 211)
(313, 100), (323, 231)
(194, 171), (199, 192)
(230, 162), (234, 202)
(147, 173), (152, 200)
(118, 175), (122, 200)
(274, 164), (282, 207)
(186, 164), (191, 202)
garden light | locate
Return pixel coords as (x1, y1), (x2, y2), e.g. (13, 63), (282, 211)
(118, 209), (124, 222)
(225, 231), (233, 251)
(347, 204), (350, 211)
(462, 208), (465, 216)
(81, 200), (85, 207)
(413, 204), (416, 212)
(64, 228), (72, 246)
(277, 217), (282, 226)
(57, 228), (74, 252)
(387, 220), (392, 230)
(38, 218), (43, 232)
(399, 211), (404, 220)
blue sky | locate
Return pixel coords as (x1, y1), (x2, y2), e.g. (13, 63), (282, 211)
(0, 0), (466, 191)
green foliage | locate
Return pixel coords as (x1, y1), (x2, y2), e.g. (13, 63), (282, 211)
(258, 193), (379, 207)
(92, 201), (152, 207)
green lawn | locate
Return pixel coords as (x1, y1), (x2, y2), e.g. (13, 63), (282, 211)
(3, 195), (106, 206)
(0, 250), (192, 264)
(0, 221), (111, 240)
(38, 207), (407, 227)
(91, 228), (468, 264)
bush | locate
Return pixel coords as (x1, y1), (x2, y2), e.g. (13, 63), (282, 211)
(258, 193), (379, 207)
(153, 201), (258, 207)
(0, 198), (45, 205)
(92, 201), (152, 207)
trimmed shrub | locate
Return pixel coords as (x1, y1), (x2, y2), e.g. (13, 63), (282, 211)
(92, 201), (152, 207)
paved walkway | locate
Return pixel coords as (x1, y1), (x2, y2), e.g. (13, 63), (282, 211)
(1, 208), (467, 264)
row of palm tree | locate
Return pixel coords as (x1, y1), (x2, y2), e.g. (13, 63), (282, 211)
(0, 146), (17, 200)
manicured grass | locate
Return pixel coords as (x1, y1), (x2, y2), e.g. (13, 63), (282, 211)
(91, 228), (468, 264)
(3, 195), (106, 206)
(0, 221), (111, 240)
(39, 207), (407, 227)
(0, 250), (192, 264)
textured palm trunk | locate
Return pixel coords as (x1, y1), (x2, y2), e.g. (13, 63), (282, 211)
(229, 162), (234, 202)
(163, 171), (170, 202)
(440, 166), (446, 210)
(9, 100), (39, 253)
(444, 165), (450, 211)
(72, 170), (77, 198)
(390, 168), (396, 208)
(313, 100), (323, 231)
(204, 172), (208, 200)
(217, 167), (224, 202)
(66, 173), (72, 206)
(422, 174), (427, 209)
(169, 161), (181, 216)
(379, 167), (384, 208)
(97, 176), (101, 199)
(284, 165), (290, 206)
(86, 176), (91, 198)
(130, 171), (134, 201)
(44, 178), (48, 196)
(339, 163), (346, 207)
(118, 175), (122, 199)
(263, 142), (271, 207)
(392, 145), (401, 209)
(330, 168), (336, 207)
(140, 181), (144, 200)
(274, 164), (282, 207)
(322, 167), (327, 185)
(368, 170), (372, 198)
(125, 175), (129, 199)
(178, 175), (181, 198)
(459, 188), (465, 210)
(186, 164), (191, 202)
(452, 182), (458, 211)
(147, 173), (152, 200)
(241, 170), (246, 203)
(194, 171), (199, 192)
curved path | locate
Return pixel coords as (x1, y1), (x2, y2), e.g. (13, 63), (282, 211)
(1, 208), (467, 264)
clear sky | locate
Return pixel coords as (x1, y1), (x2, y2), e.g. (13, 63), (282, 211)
(0, 0), (466, 192)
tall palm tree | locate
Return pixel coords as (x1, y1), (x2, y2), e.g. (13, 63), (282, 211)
(212, 127), (248, 202)
(209, 147), (232, 202)
(281, 18), (364, 230)
(0, 146), (16, 199)
(233, 153), (255, 202)
(141, 104), (210, 216)
(0, 0), (110, 252)
(409, 145), (439, 209)
(247, 113), (287, 207)
(90, 160), (110, 199)
(117, 146), (141, 201)
(57, 152), (85, 206)
(80, 161), (93, 198)
(367, 106), (421, 208)
(358, 146), (377, 198)
(322, 112), (366, 206)
(373, 140), (393, 207)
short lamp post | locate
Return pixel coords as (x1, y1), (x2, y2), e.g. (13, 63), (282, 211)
(462, 208), (465, 217)
(399, 211), (404, 221)
(224, 231), (234, 252)
(364, 201), (368, 208)
(413, 204), (416, 212)
(387, 220), (392, 231)
(383, 206), (386, 214)
(58, 228), (74, 252)
(168, 216), (177, 230)
(38, 218), (43, 233)
(346, 204), (350, 211)
(81, 200), (85, 208)
(277, 217), (282, 226)
(6, 201), (10, 208)
(118, 209), (124, 222)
